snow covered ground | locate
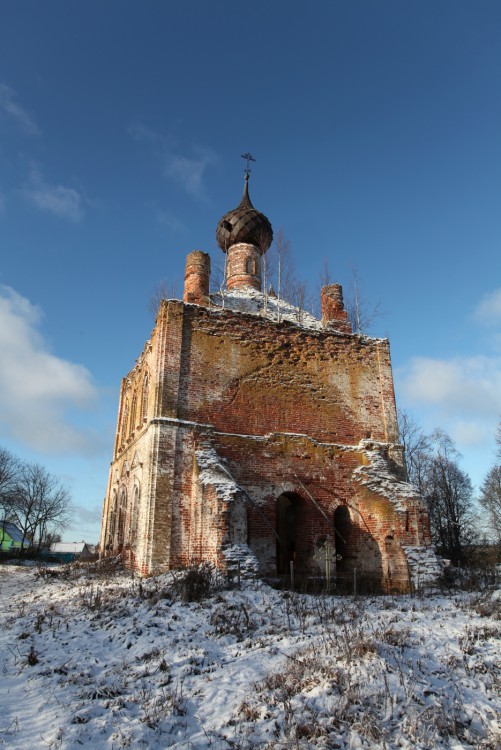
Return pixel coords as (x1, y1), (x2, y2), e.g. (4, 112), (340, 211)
(0, 563), (499, 749)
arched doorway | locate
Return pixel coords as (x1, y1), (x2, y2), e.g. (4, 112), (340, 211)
(334, 505), (356, 583)
(276, 493), (300, 574)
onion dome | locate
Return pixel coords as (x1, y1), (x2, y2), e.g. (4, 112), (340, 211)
(216, 175), (273, 253)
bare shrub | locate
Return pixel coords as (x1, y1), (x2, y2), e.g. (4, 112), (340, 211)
(79, 584), (103, 610)
(438, 562), (499, 592)
(211, 601), (254, 640)
(466, 590), (501, 619)
(35, 566), (71, 581)
(170, 562), (223, 603)
(138, 682), (186, 730)
(27, 645), (39, 666)
(71, 556), (125, 579)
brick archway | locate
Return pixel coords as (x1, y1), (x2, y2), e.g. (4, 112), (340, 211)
(334, 504), (355, 576)
(276, 492), (301, 574)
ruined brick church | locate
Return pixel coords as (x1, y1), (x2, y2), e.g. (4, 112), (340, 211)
(100, 172), (439, 590)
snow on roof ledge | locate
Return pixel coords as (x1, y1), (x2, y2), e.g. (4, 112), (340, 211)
(207, 288), (386, 341)
(50, 542), (89, 554)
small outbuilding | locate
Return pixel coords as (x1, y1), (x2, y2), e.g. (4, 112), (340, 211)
(0, 521), (28, 552)
(49, 542), (94, 564)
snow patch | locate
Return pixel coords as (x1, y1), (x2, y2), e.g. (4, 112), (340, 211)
(222, 543), (260, 581)
(353, 439), (422, 511)
(210, 288), (385, 341)
(403, 545), (444, 588)
(211, 287), (323, 331)
(195, 443), (243, 504)
(1, 566), (499, 749)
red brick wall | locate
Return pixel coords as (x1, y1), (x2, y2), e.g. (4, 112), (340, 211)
(102, 298), (430, 590)
(225, 242), (262, 291)
(183, 250), (211, 305)
(156, 301), (399, 448)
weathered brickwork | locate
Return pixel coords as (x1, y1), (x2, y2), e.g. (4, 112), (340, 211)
(100, 179), (438, 590)
(225, 242), (262, 290)
(321, 284), (352, 333)
(101, 294), (435, 590)
(183, 250), (210, 305)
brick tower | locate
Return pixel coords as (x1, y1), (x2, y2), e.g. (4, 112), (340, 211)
(216, 174), (272, 291)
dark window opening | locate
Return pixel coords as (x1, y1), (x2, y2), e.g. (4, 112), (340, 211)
(334, 505), (354, 573)
(276, 493), (300, 574)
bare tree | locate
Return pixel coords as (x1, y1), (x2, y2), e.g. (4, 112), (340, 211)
(0, 447), (20, 513)
(345, 266), (383, 334)
(289, 278), (311, 324)
(397, 408), (431, 490)
(270, 228), (314, 322)
(423, 430), (475, 565)
(148, 279), (180, 320)
(397, 417), (476, 564)
(318, 258), (332, 289)
(255, 227), (276, 313)
(0, 447), (21, 547)
(478, 419), (501, 543)
(274, 228), (289, 322)
(209, 259), (226, 296)
(479, 466), (501, 543)
(275, 228), (296, 303)
(10, 462), (73, 553)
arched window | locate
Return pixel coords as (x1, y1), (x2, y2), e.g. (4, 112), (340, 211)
(131, 484), (140, 537)
(246, 257), (255, 275)
(108, 491), (117, 541)
(117, 488), (127, 546)
(121, 399), (129, 445)
(276, 493), (301, 574)
(130, 393), (138, 436)
(141, 374), (149, 422)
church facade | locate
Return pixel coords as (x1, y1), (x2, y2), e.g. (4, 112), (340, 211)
(99, 175), (439, 590)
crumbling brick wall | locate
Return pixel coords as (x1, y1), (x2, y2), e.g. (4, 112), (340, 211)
(101, 298), (432, 590)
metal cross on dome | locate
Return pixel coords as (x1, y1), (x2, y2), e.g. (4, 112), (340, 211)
(241, 152), (256, 177)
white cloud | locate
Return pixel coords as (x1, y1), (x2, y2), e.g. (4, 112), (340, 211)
(0, 286), (98, 454)
(0, 83), (39, 135)
(474, 288), (501, 326)
(396, 288), (501, 485)
(396, 354), (501, 453)
(398, 356), (501, 418)
(164, 148), (217, 197)
(74, 504), (103, 525)
(22, 166), (84, 221)
(156, 207), (186, 233)
(130, 125), (217, 198)
(451, 420), (491, 448)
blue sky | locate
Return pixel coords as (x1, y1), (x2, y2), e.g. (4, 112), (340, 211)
(1, 1), (500, 542)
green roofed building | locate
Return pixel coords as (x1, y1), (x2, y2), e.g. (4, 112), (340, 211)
(0, 521), (28, 551)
